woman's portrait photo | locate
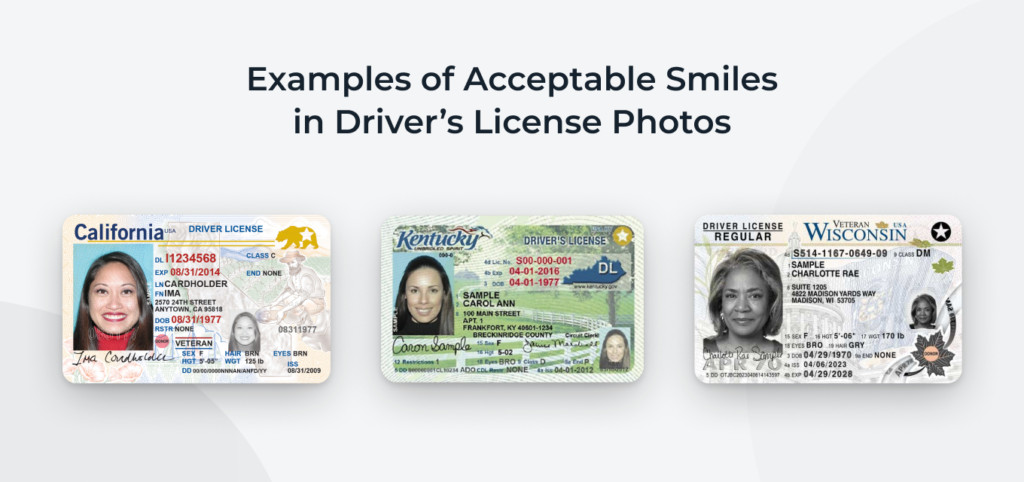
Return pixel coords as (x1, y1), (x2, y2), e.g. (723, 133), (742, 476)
(909, 294), (937, 330)
(704, 249), (783, 355)
(73, 251), (154, 351)
(228, 312), (261, 353)
(599, 328), (630, 370)
(393, 255), (454, 336)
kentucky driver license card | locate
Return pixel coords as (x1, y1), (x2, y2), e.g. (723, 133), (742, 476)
(62, 215), (330, 384)
(694, 215), (962, 384)
(381, 215), (643, 383)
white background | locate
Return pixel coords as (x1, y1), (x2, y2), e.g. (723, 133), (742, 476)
(2, 1), (1020, 480)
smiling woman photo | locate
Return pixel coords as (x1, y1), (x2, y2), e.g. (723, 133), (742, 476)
(228, 312), (261, 353)
(909, 294), (937, 330)
(599, 329), (630, 370)
(73, 251), (154, 351)
(393, 255), (455, 336)
(704, 249), (783, 355)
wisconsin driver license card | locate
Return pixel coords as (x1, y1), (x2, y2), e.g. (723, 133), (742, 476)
(62, 215), (330, 384)
(382, 215), (643, 383)
(694, 215), (962, 384)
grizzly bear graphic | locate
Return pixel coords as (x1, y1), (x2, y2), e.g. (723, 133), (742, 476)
(276, 226), (318, 250)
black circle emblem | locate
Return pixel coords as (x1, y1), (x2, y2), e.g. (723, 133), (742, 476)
(931, 222), (951, 242)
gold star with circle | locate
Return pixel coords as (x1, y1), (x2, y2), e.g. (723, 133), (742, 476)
(612, 226), (633, 246)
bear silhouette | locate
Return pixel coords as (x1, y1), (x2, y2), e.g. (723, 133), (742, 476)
(277, 226), (319, 250)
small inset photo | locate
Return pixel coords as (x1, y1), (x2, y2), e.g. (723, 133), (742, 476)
(598, 327), (632, 371)
(909, 293), (937, 330)
(228, 311), (261, 354)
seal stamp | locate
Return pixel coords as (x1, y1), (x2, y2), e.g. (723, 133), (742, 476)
(910, 332), (955, 376)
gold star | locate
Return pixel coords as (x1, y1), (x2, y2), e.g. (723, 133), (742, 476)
(612, 226), (633, 246)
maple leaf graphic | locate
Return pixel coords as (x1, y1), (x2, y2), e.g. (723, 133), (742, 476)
(911, 332), (955, 376)
(932, 258), (954, 274)
(876, 221), (889, 229)
(910, 238), (932, 248)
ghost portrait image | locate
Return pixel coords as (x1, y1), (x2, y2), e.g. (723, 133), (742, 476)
(704, 248), (783, 355)
(393, 255), (455, 336)
(599, 329), (630, 370)
(73, 251), (154, 351)
(909, 294), (937, 330)
(229, 312), (261, 353)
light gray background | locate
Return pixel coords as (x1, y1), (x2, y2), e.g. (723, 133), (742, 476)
(2, 1), (1020, 480)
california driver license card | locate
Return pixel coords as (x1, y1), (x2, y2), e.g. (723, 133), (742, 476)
(62, 215), (331, 384)
(381, 215), (643, 383)
(694, 215), (962, 384)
